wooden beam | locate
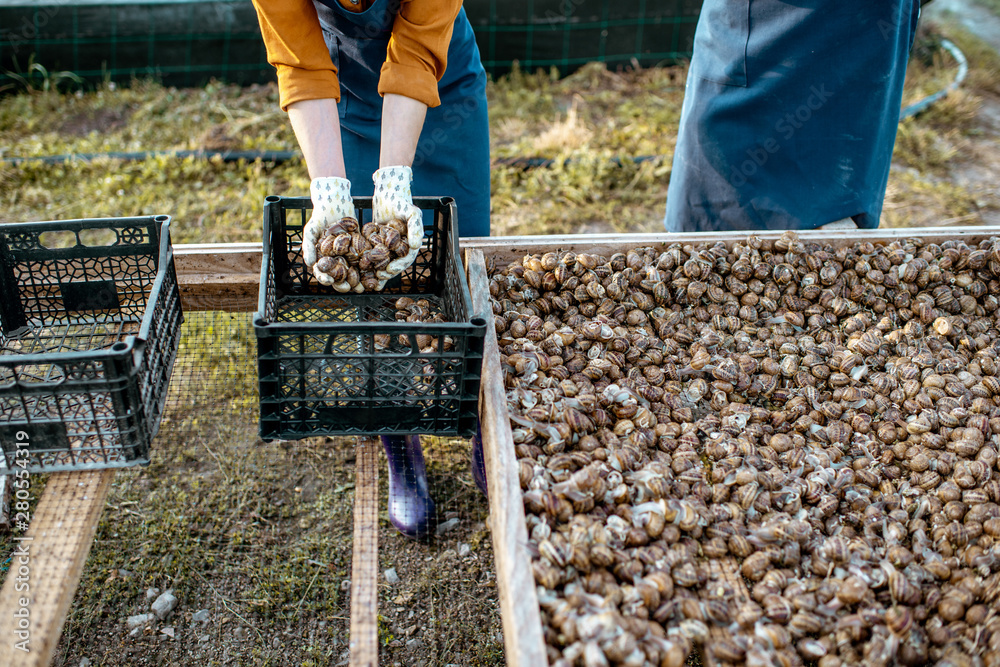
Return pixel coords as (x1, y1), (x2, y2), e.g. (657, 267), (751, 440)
(169, 226), (1000, 311)
(172, 242), (261, 312)
(349, 436), (379, 667)
(0, 470), (115, 667)
(0, 474), (10, 531)
(460, 226), (1000, 264)
(465, 249), (547, 667)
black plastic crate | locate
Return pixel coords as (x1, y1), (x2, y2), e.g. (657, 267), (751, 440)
(254, 196), (487, 440)
(0, 217), (183, 473)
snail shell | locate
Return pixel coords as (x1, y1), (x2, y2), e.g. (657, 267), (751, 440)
(360, 245), (391, 271)
(360, 271), (380, 291)
(315, 256), (336, 274)
(338, 216), (359, 233)
(318, 235), (338, 257)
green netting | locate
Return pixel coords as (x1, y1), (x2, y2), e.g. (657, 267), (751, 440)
(471, 0), (701, 75)
(0, 0), (272, 89)
(0, 0), (701, 90)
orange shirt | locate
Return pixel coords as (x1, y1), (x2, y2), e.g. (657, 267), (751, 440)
(251, 0), (463, 111)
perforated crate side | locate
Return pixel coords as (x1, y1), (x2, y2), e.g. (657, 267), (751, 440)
(132, 242), (184, 452)
(442, 206), (485, 436)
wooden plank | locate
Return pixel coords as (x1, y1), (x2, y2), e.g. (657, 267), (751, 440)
(167, 226), (1000, 311)
(349, 436), (379, 667)
(176, 278), (259, 313)
(0, 469), (115, 667)
(465, 249), (548, 667)
(461, 226), (1000, 264)
(703, 558), (753, 667)
(172, 243), (262, 312)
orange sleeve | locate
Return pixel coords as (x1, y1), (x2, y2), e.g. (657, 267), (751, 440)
(251, 0), (341, 111)
(379, 0), (463, 108)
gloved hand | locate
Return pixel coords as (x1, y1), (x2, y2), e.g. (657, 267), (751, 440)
(305, 176), (359, 293)
(372, 166), (425, 282)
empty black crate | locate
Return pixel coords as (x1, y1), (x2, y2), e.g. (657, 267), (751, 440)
(254, 196), (487, 440)
(0, 217), (183, 473)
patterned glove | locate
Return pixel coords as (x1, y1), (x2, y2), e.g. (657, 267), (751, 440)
(372, 166), (424, 281)
(306, 176), (357, 292)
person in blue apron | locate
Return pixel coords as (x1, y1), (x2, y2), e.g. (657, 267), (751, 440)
(252, 0), (490, 540)
(664, 1), (922, 232)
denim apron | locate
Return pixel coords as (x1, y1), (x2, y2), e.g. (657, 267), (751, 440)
(313, 0), (491, 237)
(664, 0), (921, 232)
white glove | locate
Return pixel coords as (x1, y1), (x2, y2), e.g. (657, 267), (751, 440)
(372, 166), (424, 281)
(306, 176), (356, 292)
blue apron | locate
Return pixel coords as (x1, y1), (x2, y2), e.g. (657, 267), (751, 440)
(664, 0), (921, 232)
(313, 0), (491, 237)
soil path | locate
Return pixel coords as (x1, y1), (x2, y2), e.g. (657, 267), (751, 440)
(922, 0), (1000, 227)
(925, 0), (1000, 53)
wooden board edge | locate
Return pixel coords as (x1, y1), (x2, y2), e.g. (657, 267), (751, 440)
(0, 469), (115, 667)
(349, 437), (379, 667)
(169, 226), (1000, 311)
(461, 226), (1000, 263)
(466, 249), (548, 667)
(173, 244), (262, 312)
(0, 474), (11, 531)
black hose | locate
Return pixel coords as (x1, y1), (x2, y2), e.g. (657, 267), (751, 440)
(899, 39), (967, 119)
(1, 149), (299, 166)
(491, 154), (664, 169)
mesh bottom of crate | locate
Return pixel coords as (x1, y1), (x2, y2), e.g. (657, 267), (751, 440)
(261, 293), (473, 437)
(0, 317), (145, 468)
(1, 317), (139, 358)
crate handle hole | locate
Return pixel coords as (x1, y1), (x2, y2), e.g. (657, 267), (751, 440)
(78, 228), (118, 247)
(112, 342), (130, 352)
(470, 317), (487, 327)
(38, 230), (77, 249)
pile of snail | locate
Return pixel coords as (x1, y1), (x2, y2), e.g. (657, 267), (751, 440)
(313, 216), (413, 291)
(488, 232), (1000, 667)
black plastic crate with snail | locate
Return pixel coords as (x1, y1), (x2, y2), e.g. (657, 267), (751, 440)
(254, 195), (487, 440)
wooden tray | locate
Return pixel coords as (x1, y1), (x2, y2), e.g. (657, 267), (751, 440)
(462, 226), (1000, 667)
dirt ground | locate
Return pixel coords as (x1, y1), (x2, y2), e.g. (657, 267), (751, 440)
(41, 312), (505, 667)
(909, 0), (1000, 226)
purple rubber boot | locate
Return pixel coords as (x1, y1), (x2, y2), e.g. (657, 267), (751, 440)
(381, 435), (437, 540)
(471, 422), (488, 498)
